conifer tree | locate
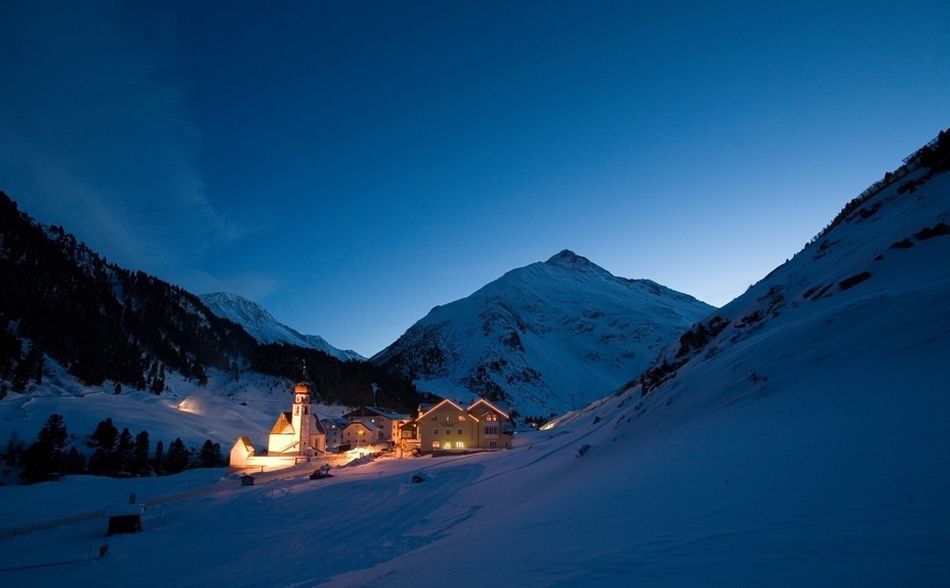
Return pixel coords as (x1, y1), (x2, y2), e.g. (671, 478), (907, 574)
(19, 413), (68, 483)
(38, 413), (67, 452)
(88, 417), (118, 451)
(117, 428), (134, 472)
(152, 440), (165, 475)
(134, 430), (150, 474)
(165, 438), (190, 473)
(198, 440), (222, 468)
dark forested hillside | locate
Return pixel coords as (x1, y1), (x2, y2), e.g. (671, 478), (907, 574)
(0, 192), (421, 411)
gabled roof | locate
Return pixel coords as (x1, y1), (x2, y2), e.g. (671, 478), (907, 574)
(417, 398), (467, 420)
(343, 406), (400, 420)
(270, 411), (295, 435)
(343, 420), (382, 432)
(467, 398), (510, 420)
(232, 435), (255, 450)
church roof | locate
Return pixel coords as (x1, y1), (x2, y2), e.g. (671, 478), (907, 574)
(232, 435), (255, 451)
(312, 415), (327, 435)
(270, 411), (295, 435)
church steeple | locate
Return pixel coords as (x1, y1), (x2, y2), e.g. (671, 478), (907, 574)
(292, 359), (313, 453)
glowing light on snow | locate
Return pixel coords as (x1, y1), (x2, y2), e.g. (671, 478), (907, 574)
(176, 396), (203, 415)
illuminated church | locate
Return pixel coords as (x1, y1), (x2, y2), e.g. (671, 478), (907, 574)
(229, 377), (327, 470)
(267, 380), (327, 455)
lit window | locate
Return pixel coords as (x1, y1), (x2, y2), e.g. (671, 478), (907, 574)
(455, 441), (463, 449)
(458, 415), (465, 421)
(432, 441), (440, 449)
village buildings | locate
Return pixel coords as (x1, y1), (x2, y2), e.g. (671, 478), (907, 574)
(400, 398), (513, 454)
(230, 378), (513, 471)
(341, 406), (402, 442)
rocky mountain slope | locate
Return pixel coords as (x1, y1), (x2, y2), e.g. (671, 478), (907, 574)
(374, 250), (714, 416)
(200, 292), (364, 362)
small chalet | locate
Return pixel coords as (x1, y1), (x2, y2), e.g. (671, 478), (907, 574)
(341, 420), (382, 449)
(341, 406), (403, 442)
(320, 417), (347, 451)
(402, 397), (513, 454)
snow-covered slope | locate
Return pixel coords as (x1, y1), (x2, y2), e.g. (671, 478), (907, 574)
(375, 250), (713, 416)
(327, 137), (950, 583)
(199, 292), (364, 361)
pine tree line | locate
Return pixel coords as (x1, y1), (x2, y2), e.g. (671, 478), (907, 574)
(1, 414), (226, 485)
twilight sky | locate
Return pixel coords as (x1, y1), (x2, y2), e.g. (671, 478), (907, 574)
(1, 1), (948, 356)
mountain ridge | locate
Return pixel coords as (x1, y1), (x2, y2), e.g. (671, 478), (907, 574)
(199, 292), (364, 362)
(374, 249), (714, 416)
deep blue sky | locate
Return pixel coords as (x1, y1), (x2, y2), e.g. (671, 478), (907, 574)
(1, 1), (948, 356)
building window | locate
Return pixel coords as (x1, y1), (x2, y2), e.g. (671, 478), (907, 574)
(458, 415), (465, 421)
(489, 441), (497, 448)
(445, 429), (451, 435)
(433, 428), (438, 435)
(455, 441), (464, 449)
(457, 429), (463, 435)
(430, 416), (437, 421)
(432, 441), (440, 449)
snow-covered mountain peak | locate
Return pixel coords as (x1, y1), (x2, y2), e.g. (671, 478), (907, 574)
(199, 292), (365, 362)
(375, 253), (714, 416)
(545, 249), (592, 266)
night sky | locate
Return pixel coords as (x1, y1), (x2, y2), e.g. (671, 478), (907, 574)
(1, 1), (948, 355)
